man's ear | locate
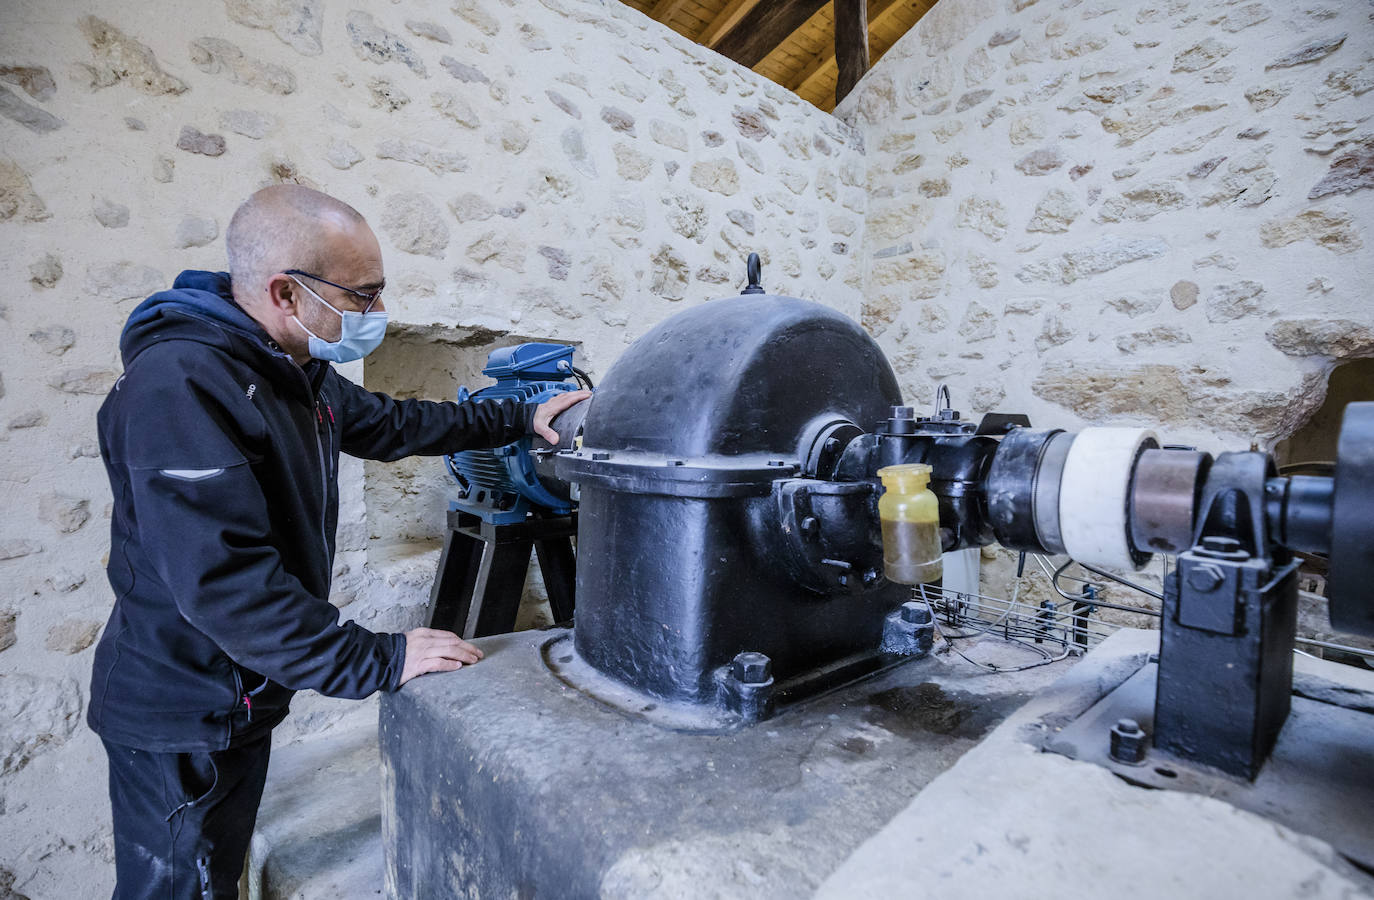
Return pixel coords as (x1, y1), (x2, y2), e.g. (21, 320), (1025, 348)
(263, 273), (301, 317)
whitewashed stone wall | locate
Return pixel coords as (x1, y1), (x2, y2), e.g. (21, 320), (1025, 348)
(0, 0), (863, 894)
(838, 0), (1373, 451)
(836, 0), (1373, 627)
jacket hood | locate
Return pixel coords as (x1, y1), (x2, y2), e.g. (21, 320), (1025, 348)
(120, 270), (281, 368)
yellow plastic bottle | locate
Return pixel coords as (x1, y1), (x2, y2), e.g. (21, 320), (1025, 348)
(877, 463), (943, 584)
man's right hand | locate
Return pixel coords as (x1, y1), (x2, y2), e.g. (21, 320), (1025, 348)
(399, 628), (484, 686)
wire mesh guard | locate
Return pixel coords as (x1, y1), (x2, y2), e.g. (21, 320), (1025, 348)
(913, 572), (1121, 675)
(917, 554), (1374, 673)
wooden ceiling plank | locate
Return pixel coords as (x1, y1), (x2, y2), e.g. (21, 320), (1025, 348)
(699, 0), (763, 48)
(713, 0), (831, 69)
(650, 0), (694, 26)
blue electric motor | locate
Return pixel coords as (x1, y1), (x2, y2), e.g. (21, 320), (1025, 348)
(445, 343), (587, 524)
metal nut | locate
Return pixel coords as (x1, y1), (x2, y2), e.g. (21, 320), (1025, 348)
(730, 651), (772, 685)
(1109, 717), (1148, 765)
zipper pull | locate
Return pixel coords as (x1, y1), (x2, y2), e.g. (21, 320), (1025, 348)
(243, 693), (253, 723)
(326, 404), (334, 423)
(315, 403), (323, 425)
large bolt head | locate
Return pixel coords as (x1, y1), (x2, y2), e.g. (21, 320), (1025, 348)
(1186, 564), (1225, 593)
(1109, 717), (1148, 765)
(900, 601), (932, 625)
(731, 651), (772, 685)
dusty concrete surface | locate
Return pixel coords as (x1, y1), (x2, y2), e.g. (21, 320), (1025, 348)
(380, 625), (1079, 899)
(816, 628), (1374, 900)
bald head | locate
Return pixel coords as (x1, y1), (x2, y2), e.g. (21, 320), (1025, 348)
(225, 185), (370, 306)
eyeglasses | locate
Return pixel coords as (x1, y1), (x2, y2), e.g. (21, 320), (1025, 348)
(283, 269), (384, 314)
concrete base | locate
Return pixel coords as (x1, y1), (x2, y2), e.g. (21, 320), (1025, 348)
(380, 625), (1079, 898)
(816, 629), (1374, 899)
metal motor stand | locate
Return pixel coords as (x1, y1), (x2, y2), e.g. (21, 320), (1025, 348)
(427, 508), (577, 639)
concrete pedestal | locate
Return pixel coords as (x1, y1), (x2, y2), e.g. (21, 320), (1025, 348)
(380, 625), (1071, 898)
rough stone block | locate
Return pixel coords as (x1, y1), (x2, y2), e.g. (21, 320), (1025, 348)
(176, 125), (227, 157)
(45, 620), (102, 655)
(79, 16), (187, 95)
(224, 0), (324, 56)
(1266, 34), (1346, 71)
(0, 85), (63, 133)
(381, 194), (448, 258)
(0, 64), (56, 100)
(92, 197), (129, 229)
(1204, 280), (1265, 323)
(1267, 319), (1374, 359)
(346, 11), (427, 77)
(0, 157), (49, 222)
(0, 674), (80, 776)
(28, 254), (62, 288)
(1260, 208), (1361, 254)
(174, 215), (219, 249)
(1308, 139), (1374, 200)
(189, 37), (296, 94)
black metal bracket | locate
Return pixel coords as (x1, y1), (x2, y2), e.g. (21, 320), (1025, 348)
(427, 509), (577, 639)
(1153, 451), (1298, 780)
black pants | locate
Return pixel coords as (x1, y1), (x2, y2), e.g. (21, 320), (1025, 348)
(102, 736), (271, 900)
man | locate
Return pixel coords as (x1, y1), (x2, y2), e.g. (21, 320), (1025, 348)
(87, 184), (589, 899)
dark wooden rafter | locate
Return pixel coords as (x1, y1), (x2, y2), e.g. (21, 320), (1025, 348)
(833, 0), (870, 104)
(697, 0), (763, 47)
(791, 0), (907, 92)
(713, 0), (830, 69)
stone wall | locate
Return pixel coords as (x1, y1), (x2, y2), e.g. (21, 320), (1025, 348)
(0, 0), (863, 894)
(836, 0), (1373, 618)
(838, 0), (1373, 451)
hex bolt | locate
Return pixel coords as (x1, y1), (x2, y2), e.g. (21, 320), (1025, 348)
(862, 569), (880, 586)
(731, 651), (772, 685)
(1186, 564), (1225, 593)
(1109, 717), (1148, 765)
(767, 459), (788, 467)
(899, 601), (932, 625)
(889, 406), (915, 420)
(666, 458), (685, 467)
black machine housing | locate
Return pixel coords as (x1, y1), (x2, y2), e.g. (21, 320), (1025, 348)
(552, 284), (1042, 727)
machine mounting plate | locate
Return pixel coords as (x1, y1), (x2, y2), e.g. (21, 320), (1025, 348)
(1044, 661), (1374, 871)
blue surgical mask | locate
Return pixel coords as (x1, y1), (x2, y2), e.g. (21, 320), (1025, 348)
(290, 276), (388, 363)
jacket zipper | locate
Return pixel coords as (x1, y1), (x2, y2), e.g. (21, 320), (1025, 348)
(298, 367), (333, 591)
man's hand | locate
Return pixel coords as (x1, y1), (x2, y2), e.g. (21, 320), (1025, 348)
(399, 628), (484, 686)
(533, 389), (591, 444)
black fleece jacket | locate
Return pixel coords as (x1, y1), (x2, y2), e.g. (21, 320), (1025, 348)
(88, 271), (534, 751)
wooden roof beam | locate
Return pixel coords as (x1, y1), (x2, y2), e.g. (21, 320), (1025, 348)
(834, 0), (869, 104)
(713, 0), (831, 69)
(788, 0), (914, 95)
